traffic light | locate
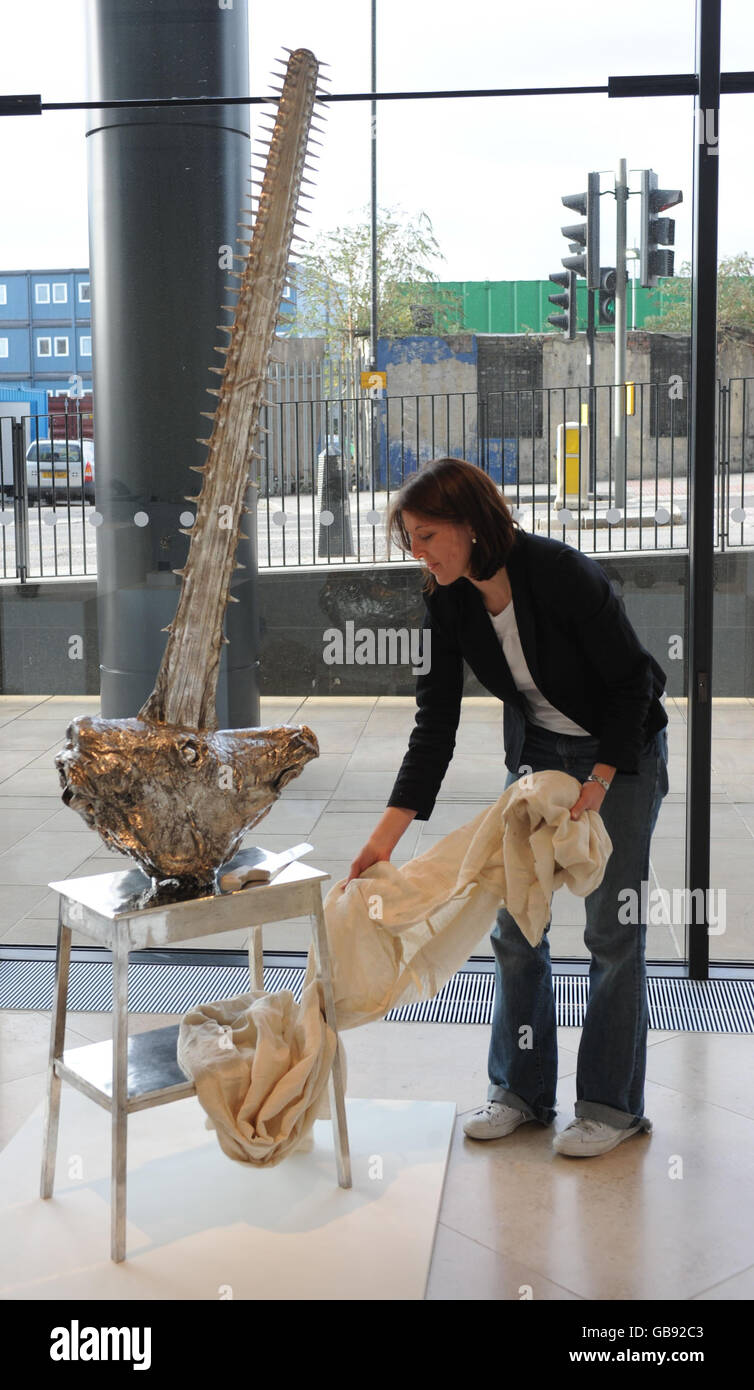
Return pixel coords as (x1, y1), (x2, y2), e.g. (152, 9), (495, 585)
(640, 169), (683, 288)
(560, 171), (601, 290)
(547, 269), (577, 339)
(598, 267), (616, 325)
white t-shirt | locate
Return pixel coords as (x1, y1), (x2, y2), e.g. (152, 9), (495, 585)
(486, 601), (593, 737)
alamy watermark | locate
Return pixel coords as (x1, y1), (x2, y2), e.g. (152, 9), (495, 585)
(618, 879), (726, 934)
(695, 107), (719, 155)
(323, 623), (430, 675)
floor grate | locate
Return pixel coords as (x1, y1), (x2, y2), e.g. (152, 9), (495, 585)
(1, 958), (753, 1032)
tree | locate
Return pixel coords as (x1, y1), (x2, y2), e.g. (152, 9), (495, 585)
(643, 253), (754, 343)
(292, 206), (464, 359)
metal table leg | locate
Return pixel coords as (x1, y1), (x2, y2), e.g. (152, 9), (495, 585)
(249, 926), (264, 992)
(310, 885), (352, 1188)
(111, 930), (129, 1263)
(40, 904), (71, 1200)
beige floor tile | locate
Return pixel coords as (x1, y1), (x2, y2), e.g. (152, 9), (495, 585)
(440, 755), (511, 800)
(426, 1221), (584, 1300)
(0, 751), (40, 782)
(370, 695), (420, 708)
(299, 697), (377, 720)
(546, 924), (590, 957)
(650, 843), (686, 883)
(0, 808), (61, 852)
(693, 1264), (754, 1299)
(338, 1019), (490, 1111)
(343, 739), (420, 768)
(304, 857), (350, 884)
(0, 1008), (93, 1084)
(22, 747), (76, 772)
(330, 770), (401, 800)
(175, 919), (325, 951)
(652, 801), (745, 838)
(710, 713), (754, 739)
(711, 745), (754, 776)
(20, 697), (101, 719)
(0, 831), (104, 887)
(303, 721), (376, 754)
(658, 838), (754, 892)
(645, 1033), (754, 1119)
(437, 1071), (754, 1300)
(310, 809), (422, 846)
(12, 889), (63, 921)
(361, 715), (416, 738)
(251, 798), (329, 834)
(735, 802), (754, 832)
(55, 1009), (186, 1043)
(704, 921), (754, 962)
(2, 970), (752, 1301)
(235, 829), (323, 853)
(0, 768), (64, 797)
(0, 919), (92, 948)
(453, 726), (507, 754)
(0, 722), (72, 753)
(457, 700), (504, 722)
(414, 801), (498, 834)
(716, 778), (754, 802)
(280, 753), (350, 797)
(0, 794), (61, 813)
(413, 831), (453, 850)
(73, 854), (138, 874)
(0, 885), (57, 930)
(259, 695), (307, 708)
(0, 1068), (49, 1150)
(37, 807), (113, 836)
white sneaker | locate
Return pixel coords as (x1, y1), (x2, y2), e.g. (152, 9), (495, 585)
(552, 1116), (649, 1157)
(462, 1101), (534, 1140)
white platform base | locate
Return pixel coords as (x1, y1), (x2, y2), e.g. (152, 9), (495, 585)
(0, 1088), (455, 1301)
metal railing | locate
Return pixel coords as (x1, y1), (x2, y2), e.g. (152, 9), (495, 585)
(1, 379), (752, 581)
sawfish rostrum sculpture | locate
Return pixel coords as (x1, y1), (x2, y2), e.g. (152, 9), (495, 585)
(56, 49), (326, 891)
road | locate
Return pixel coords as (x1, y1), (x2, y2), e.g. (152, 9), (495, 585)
(1, 478), (753, 581)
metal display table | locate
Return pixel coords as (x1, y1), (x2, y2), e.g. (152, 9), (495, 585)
(40, 858), (352, 1263)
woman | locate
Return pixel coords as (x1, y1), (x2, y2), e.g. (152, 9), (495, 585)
(346, 457), (669, 1159)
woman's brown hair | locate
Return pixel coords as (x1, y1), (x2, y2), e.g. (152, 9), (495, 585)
(387, 456), (522, 595)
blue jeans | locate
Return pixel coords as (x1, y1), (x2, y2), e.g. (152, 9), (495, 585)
(487, 721), (669, 1130)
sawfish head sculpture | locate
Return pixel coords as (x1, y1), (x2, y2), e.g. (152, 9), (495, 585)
(55, 48), (327, 893)
(57, 716), (319, 890)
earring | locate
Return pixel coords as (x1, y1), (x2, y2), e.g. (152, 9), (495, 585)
(471, 536), (477, 544)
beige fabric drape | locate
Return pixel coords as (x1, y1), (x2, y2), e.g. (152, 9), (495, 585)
(177, 770), (612, 1166)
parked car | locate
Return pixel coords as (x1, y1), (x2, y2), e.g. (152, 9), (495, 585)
(25, 438), (95, 504)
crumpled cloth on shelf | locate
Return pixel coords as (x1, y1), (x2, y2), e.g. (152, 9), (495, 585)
(177, 769), (612, 1166)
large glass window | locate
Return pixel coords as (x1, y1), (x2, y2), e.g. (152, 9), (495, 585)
(0, 0), (746, 982)
(707, 84), (754, 967)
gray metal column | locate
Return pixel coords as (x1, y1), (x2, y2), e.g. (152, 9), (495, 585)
(686, 0), (721, 978)
(85, 0), (259, 728)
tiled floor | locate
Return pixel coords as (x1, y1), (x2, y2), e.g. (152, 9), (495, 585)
(1, 692), (754, 1299)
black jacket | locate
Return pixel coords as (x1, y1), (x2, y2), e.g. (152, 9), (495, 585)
(387, 527), (668, 822)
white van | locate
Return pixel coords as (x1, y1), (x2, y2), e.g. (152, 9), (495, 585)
(25, 438), (95, 504)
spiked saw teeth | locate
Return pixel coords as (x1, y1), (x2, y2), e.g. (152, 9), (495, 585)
(138, 48), (322, 732)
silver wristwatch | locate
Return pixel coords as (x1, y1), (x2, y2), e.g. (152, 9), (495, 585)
(586, 772), (611, 793)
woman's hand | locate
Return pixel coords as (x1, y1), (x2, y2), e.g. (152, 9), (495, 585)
(343, 807), (417, 885)
(344, 837), (393, 885)
(570, 780), (608, 820)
